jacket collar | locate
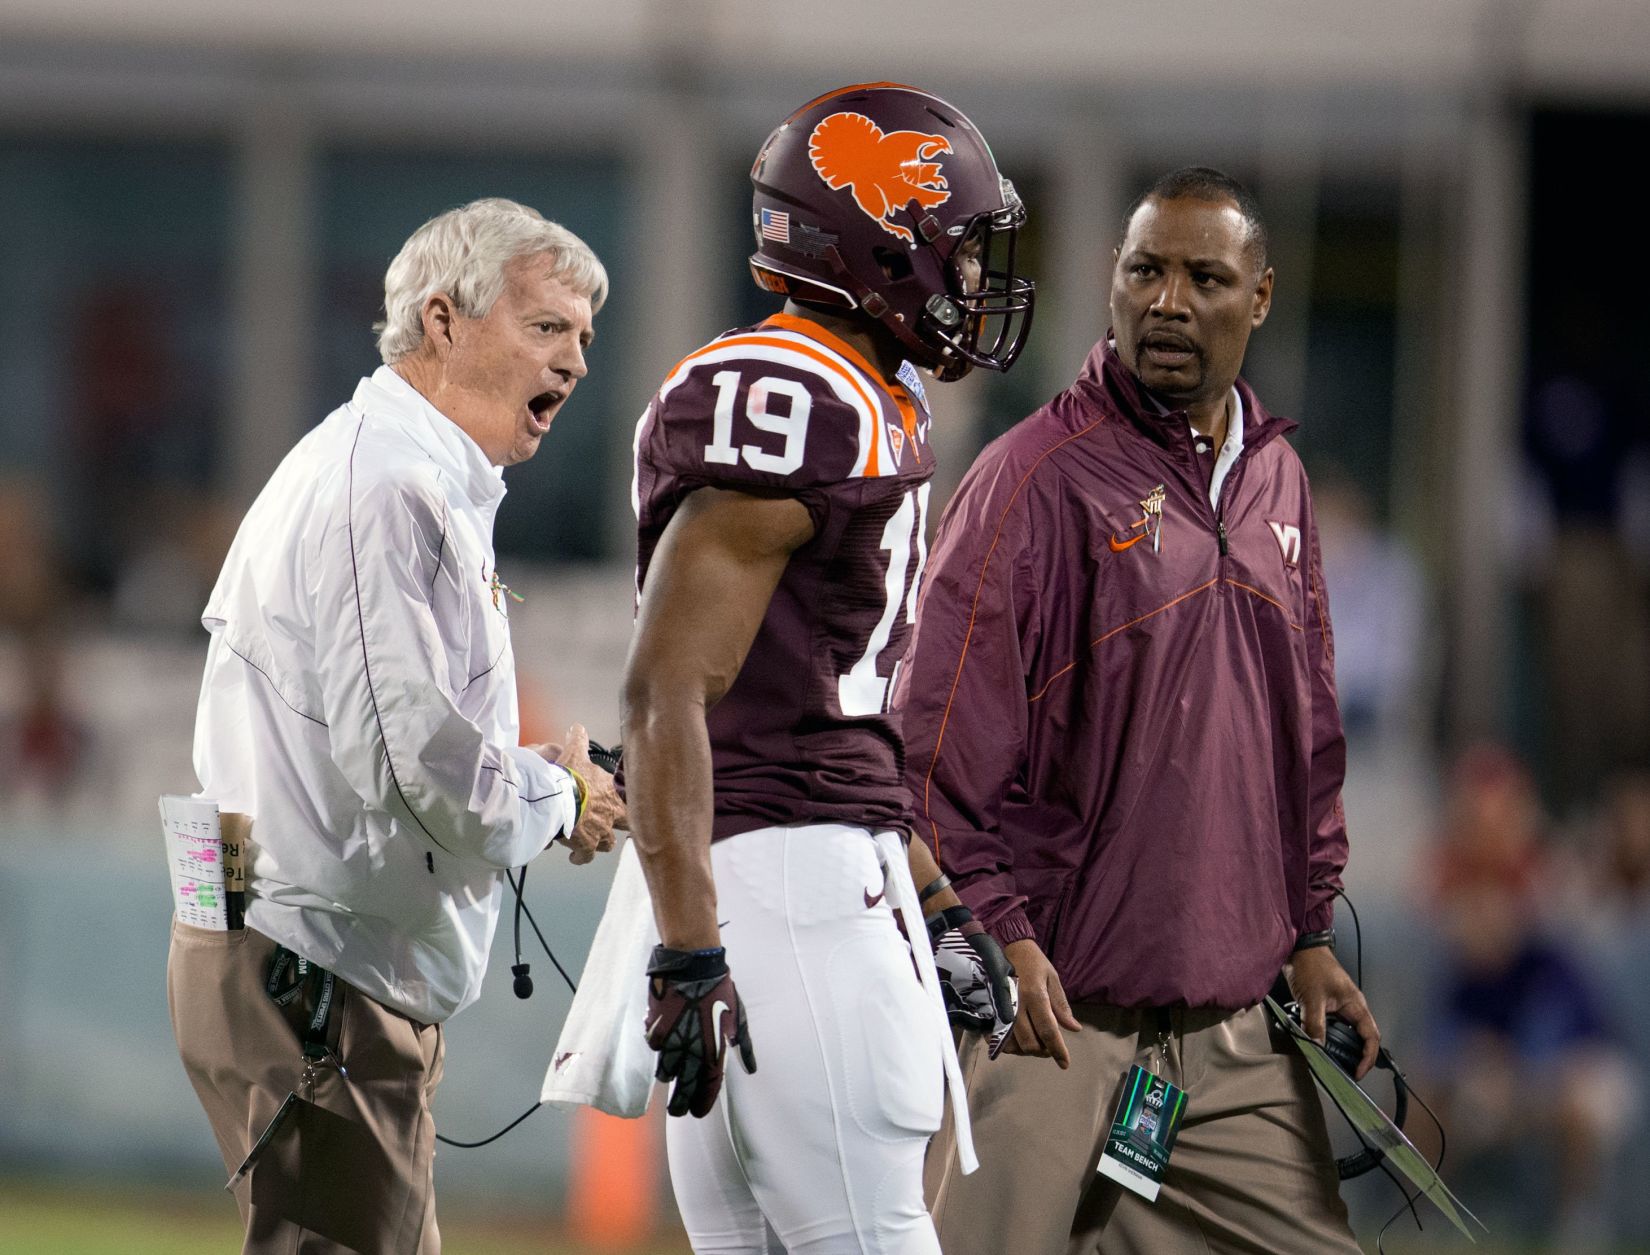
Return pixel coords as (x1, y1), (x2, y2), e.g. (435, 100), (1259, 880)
(356, 367), (507, 508)
(1076, 337), (1297, 454)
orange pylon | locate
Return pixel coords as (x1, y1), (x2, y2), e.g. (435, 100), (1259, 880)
(567, 1102), (662, 1249)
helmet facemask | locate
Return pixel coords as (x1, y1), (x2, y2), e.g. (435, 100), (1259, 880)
(834, 180), (1033, 383)
(918, 183), (1035, 381)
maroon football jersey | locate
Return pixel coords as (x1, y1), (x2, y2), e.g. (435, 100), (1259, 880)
(632, 312), (937, 839)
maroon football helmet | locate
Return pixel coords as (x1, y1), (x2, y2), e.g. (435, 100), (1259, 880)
(750, 82), (1034, 381)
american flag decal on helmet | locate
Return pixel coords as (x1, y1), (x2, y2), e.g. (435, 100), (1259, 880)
(759, 208), (791, 243)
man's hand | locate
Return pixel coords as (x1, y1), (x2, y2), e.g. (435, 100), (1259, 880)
(999, 938), (1082, 1068)
(928, 907), (1019, 1052)
(533, 724), (626, 864)
(643, 945), (756, 1118)
(1284, 945), (1381, 1080)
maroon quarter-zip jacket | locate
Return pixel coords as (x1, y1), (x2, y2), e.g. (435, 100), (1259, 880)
(895, 340), (1349, 1010)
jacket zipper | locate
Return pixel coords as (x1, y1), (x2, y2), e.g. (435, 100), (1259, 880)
(1212, 442), (1248, 564)
(1171, 420), (1241, 559)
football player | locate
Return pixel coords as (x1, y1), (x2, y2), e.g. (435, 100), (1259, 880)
(620, 82), (1033, 1253)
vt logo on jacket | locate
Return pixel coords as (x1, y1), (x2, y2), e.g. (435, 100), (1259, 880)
(1268, 521), (1302, 568)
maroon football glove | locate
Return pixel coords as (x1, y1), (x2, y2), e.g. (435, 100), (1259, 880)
(643, 946), (757, 1118)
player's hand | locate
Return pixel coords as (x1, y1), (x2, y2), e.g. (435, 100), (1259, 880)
(1000, 938), (1081, 1068)
(927, 906), (1019, 1054)
(643, 945), (756, 1118)
(1285, 945), (1381, 1080)
(547, 724), (626, 864)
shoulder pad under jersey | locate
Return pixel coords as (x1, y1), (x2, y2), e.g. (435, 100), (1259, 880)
(642, 325), (899, 491)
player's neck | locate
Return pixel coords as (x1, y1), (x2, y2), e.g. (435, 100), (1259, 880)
(781, 301), (903, 383)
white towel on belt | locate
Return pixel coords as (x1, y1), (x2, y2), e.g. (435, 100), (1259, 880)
(539, 837), (660, 1117)
(872, 829), (979, 1175)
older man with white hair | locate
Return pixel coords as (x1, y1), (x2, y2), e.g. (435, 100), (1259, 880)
(168, 197), (623, 1254)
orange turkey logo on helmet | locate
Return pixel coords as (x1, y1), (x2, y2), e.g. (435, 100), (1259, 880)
(807, 112), (953, 243)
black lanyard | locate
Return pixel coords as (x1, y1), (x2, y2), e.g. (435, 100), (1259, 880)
(265, 946), (339, 1061)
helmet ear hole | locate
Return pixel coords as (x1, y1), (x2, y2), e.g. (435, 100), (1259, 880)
(872, 246), (913, 283)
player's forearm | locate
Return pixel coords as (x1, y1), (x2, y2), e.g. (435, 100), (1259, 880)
(621, 696), (721, 951)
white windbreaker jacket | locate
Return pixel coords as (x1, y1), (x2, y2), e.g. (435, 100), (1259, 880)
(194, 366), (578, 1022)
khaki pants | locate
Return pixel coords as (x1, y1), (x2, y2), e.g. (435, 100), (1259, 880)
(925, 1004), (1360, 1255)
(167, 920), (445, 1255)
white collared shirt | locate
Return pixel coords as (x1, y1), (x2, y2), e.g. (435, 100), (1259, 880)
(1198, 386), (1245, 510)
(193, 366), (577, 1023)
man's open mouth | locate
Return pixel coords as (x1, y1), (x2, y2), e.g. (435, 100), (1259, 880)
(526, 390), (564, 432)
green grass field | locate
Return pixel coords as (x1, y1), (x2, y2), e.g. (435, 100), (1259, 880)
(0, 1179), (1617, 1255)
(0, 1181), (690, 1255)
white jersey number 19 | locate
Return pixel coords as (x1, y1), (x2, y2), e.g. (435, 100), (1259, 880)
(705, 370), (811, 475)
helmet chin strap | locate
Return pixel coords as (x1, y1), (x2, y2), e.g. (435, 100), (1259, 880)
(820, 242), (962, 380)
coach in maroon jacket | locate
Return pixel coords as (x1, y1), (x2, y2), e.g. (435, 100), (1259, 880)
(901, 167), (1376, 1254)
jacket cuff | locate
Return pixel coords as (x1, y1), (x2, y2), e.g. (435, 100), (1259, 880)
(1302, 899), (1337, 935)
(986, 908), (1036, 948)
(508, 748), (581, 846)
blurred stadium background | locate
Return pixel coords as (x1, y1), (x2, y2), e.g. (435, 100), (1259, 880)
(2, 1), (1649, 1251)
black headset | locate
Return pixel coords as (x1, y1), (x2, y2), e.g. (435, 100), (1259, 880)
(436, 740), (621, 1150)
(1273, 992), (1410, 1180)
(1268, 886), (1419, 1183)
(1274, 892), (1464, 1253)
(508, 739), (621, 1001)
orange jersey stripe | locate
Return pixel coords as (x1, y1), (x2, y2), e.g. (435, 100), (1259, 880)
(765, 313), (921, 465)
(666, 331), (880, 422)
(764, 312), (887, 387)
(892, 390), (921, 460)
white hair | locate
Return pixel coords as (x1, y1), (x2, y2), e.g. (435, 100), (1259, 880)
(375, 197), (609, 364)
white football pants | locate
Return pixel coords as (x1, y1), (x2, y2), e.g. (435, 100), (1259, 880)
(666, 823), (946, 1255)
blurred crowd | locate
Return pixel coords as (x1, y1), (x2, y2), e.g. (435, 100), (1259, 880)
(0, 493), (229, 814)
(1317, 445), (1650, 1248)
(0, 280), (235, 809)
(1417, 747), (1650, 1248)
